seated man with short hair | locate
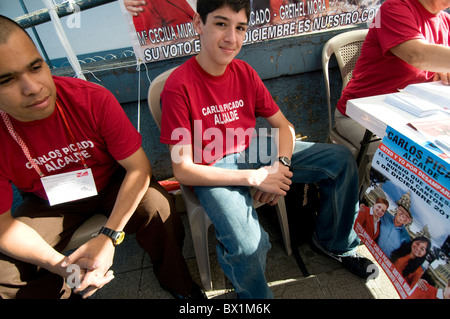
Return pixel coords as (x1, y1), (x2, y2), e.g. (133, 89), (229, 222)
(0, 14), (203, 300)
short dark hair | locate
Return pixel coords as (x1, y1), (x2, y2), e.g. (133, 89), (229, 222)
(0, 14), (32, 44)
(197, 0), (251, 24)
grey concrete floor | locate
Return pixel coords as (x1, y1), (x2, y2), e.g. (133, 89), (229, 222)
(90, 202), (399, 301)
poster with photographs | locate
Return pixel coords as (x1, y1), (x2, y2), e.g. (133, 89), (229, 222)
(119, 0), (381, 63)
(355, 126), (450, 299)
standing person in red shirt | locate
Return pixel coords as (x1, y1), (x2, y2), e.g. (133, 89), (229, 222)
(0, 15), (204, 300)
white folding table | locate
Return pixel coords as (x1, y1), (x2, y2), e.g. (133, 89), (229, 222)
(346, 93), (450, 166)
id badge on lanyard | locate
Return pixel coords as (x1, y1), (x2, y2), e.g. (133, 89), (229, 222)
(0, 101), (98, 206)
(41, 168), (97, 206)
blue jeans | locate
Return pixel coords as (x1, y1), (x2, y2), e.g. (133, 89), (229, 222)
(194, 136), (360, 299)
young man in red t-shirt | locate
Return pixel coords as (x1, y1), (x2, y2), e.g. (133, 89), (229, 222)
(0, 15), (204, 300)
(160, 0), (377, 299)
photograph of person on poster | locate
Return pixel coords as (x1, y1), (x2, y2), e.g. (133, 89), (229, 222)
(377, 204), (413, 259)
(391, 236), (431, 287)
(355, 197), (389, 241)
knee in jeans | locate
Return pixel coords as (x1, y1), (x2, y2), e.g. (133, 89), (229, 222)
(332, 144), (356, 164)
(333, 143), (354, 157)
(232, 230), (270, 260)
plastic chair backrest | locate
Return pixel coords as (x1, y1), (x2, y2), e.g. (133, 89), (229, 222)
(148, 67), (178, 130)
(63, 214), (107, 252)
(322, 29), (368, 135)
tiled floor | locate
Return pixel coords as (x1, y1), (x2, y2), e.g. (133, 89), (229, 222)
(91, 204), (400, 300)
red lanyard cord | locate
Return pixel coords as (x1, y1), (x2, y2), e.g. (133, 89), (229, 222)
(55, 100), (88, 170)
(0, 110), (44, 177)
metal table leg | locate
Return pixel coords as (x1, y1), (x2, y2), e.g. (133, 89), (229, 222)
(356, 129), (375, 168)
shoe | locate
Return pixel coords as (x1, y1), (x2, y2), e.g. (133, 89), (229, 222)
(340, 253), (379, 281)
(309, 235), (379, 281)
(163, 282), (207, 300)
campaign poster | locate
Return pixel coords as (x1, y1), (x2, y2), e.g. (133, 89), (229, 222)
(356, 126), (450, 299)
(119, 0), (381, 63)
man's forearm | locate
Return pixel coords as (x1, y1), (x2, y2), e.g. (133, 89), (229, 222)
(0, 214), (67, 277)
(106, 147), (152, 231)
(171, 153), (255, 187)
(391, 40), (450, 73)
(275, 124), (295, 159)
(104, 168), (151, 232)
(170, 143), (292, 197)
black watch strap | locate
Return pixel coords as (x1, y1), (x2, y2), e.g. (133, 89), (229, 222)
(98, 226), (125, 246)
(277, 156), (291, 168)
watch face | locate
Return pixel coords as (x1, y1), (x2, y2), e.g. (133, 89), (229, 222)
(115, 232), (125, 245)
(279, 156), (291, 167)
(100, 227), (125, 245)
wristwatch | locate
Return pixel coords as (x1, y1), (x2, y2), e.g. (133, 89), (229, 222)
(277, 156), (291, 168)
(98, 226), (125, 246)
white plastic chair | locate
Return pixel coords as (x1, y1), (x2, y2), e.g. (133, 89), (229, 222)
(63, 214), (107, 252)
(148, 67), (292, 291)
(322, 28), (369, 157)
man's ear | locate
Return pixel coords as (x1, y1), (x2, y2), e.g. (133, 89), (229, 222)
(193, 12), (203, 35)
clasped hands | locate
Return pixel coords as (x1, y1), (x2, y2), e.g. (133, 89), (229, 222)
(252, 161), (293, 205)
(61, 235), (115, 298)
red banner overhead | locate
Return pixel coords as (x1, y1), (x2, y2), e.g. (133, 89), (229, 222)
(120, 0), (381, 63)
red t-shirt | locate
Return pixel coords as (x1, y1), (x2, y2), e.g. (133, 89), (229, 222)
(0, 76), (141, 214)
(132, 0), (195, 32)
(337, 0), (450, 115)
(160, 57), (279, 165)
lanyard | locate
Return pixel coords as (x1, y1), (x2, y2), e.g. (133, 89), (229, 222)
(0, 100), (89, 177)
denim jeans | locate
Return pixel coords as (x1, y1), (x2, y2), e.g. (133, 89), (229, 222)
(194, 135), (360, 299)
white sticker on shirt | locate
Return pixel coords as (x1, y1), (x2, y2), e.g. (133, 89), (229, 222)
(41, 168), (98, 206)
